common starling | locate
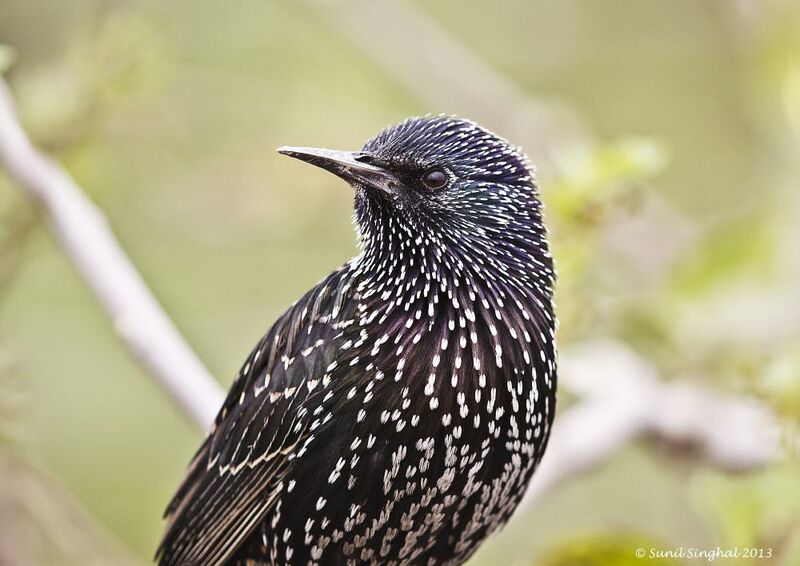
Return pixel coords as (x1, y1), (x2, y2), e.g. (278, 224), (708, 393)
(157, 116), (557, 565)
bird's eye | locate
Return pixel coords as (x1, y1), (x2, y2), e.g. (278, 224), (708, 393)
(353, 153), (374, 164)
(421, 169), (448, 191)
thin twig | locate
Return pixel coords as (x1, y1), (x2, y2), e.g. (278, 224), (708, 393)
(0, 78), (223, 431)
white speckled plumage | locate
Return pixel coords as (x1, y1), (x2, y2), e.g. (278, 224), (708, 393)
(158, 116), (557, 566)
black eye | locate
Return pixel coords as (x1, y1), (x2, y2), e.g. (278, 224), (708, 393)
(421, 169), (448, 191)
(353, 153), (375, 164)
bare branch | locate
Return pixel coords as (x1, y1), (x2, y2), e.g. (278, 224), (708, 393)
(0, 78), (223, 431)
(523, 340), (789, 506)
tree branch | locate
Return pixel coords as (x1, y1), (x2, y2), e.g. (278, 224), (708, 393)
(0, 78), (223, 431)
(523, 340), (790, 507)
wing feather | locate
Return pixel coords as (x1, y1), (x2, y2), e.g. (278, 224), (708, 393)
(157, 268), (352, 565)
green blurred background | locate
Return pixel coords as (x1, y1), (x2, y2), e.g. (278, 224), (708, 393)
(0, 1), (799, 564)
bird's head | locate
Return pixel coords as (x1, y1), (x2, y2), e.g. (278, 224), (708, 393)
(279, 116), (552, 286)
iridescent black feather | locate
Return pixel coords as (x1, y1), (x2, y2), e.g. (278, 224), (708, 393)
(157, 116), (557, 566)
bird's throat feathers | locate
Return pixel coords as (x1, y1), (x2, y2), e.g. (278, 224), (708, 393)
(352, 176), (555, 319)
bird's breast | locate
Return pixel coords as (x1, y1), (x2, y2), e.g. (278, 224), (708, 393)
(262, 276), (557, 564)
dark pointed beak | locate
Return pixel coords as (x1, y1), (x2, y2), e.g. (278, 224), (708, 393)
(277, 146), (399, 195)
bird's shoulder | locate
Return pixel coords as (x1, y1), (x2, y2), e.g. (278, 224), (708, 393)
(157, 264), (362, 565)
(211, 265), (358, 439)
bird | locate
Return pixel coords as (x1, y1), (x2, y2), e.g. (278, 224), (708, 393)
(156, 115), (557, 566)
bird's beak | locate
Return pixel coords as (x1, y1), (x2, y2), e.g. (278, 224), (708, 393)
(277, 146), (399, 196)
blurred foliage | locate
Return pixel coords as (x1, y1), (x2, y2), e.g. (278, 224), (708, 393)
(0, 452), (138, 566)
(692, 464), (800, 566)
(11, 12), (169, 151)
(0, 0), (798, 564)
(760, 347), (800, 419)
(0, 44), (16, 74)
(537, 533), (683, 566)
(0, 352), (20, 447)
(548, 137), (668, 344)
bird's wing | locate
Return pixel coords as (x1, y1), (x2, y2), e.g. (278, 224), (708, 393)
(156, 268), (354, 566)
